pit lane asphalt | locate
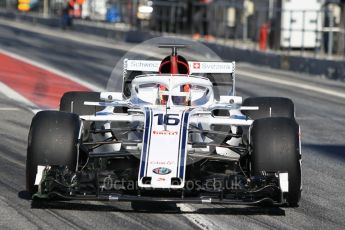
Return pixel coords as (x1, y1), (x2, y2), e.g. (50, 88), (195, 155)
(0, 21), (344, 230)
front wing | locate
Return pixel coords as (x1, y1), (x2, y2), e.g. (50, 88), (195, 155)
(33, 165), (289, 206)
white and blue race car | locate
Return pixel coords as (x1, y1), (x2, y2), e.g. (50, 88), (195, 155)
(26, 45), (302, 207)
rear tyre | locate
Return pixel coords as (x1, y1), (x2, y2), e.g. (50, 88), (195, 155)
(250, 117), (301, 207)
(123, 71), (142, 98)
(26, 111), (81, 194)
(242, 97), (294, 120)
(60, 91), (101, 115)
(60, 91), (103, 141)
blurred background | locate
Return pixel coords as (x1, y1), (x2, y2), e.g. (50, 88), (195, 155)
(0, 0), (344, 59)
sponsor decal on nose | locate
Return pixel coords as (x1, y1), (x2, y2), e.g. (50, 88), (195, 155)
(152, 167), (172, 175)
(153, 130), (178, 135)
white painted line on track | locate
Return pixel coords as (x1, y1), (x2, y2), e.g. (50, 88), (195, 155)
(0, 82), (36, 106)
(237, 70), (345, 99)
(30, 109), (42, 114)
(0, 82), (39, 114)
(177, 204), (218, 230)
(0, 108), (20, 111)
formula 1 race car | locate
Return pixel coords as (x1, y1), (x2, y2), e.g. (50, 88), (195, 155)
(26, 45), (302, 207)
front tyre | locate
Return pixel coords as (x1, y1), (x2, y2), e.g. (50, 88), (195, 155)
(26, 111), (81, 194)
(250, 117), (301, 207)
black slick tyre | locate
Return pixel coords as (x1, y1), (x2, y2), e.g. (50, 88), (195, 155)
(242, 97), (294, 120)
(59, 91), (101, 115)
(250, 117), (301, 207)
(26, 111), (81, 194)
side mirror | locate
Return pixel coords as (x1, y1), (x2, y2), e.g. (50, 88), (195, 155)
(219, 96), (242, 105)
(100, 92), (123, 101)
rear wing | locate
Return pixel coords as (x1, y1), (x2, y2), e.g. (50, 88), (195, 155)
(123, 59), (236, 97)
(124, 59), (235, 74)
